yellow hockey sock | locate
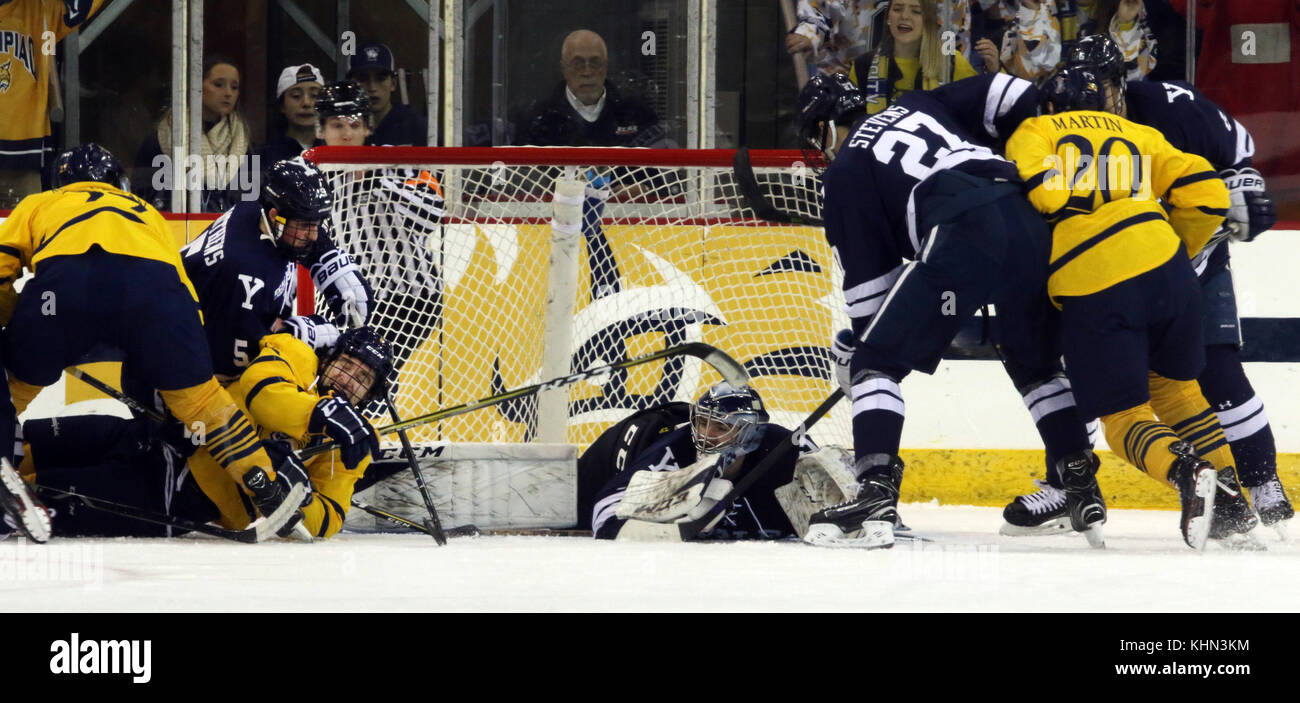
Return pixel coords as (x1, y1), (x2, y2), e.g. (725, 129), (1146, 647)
(1102, 403), (1182, 483)
(159, 379), (274, 484)
(1148, 373), (1236, 471)
(8, 378), (42, 416)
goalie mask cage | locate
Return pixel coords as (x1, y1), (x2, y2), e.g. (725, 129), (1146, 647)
(302, 146), (852, 450)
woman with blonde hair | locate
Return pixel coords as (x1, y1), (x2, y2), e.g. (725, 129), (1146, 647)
(134, 55), (252, 212)
(853, 0), (978, 114)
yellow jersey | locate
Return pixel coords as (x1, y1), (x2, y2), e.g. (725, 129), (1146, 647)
(189, 333), (373, 538)
(0, 181), (197, 323)
(1006, 110), (1229, 303)
(0, 0), (107, 169)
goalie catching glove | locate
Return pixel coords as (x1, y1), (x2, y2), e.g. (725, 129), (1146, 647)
(309, 396), (380, 470)
(311, 247), (373, 326)
(1220, 167), (1277, 242)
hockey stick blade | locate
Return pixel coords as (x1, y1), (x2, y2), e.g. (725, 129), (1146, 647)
(302, 342), (749, 459)
(733, 147), (824, 227)
(34, 483), (291, 543)
(676, 387), (845, 541)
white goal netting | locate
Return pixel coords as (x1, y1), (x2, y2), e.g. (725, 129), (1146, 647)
(304, 146), (851, 450)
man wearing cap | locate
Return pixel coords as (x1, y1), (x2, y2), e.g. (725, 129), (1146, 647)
(255, 63), (326, 171)
(347, 43), (429, 147)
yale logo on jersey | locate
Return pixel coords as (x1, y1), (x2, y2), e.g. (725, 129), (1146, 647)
(0, 30), (38, 86)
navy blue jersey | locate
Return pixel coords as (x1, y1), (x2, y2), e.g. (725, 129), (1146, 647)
(181, 202), (298, 382)
(822, 74), (1037, 322)
(591, 424), (817, 540)
(1125, 80), (1256, 280)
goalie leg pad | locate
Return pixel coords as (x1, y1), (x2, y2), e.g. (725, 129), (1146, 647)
(775, 446), (860, 538)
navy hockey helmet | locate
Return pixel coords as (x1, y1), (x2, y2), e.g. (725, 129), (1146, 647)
(691, 382), (769, 454)
(260, 156), (332, 261)
(796, 72), (867, 161)
(1065, 35), (1127, 114)
(315, 81), (372, 128)
(320, 326), (395, 407)
(1040, 67), (1107, 115)
(53, 143), (128, 190)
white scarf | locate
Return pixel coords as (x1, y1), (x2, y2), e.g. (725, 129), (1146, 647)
(157, 110), (251, 190)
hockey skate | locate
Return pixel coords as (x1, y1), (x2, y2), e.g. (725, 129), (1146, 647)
(1001, 480), (1069, 536)
(1209, 467), (1263, 550)
(804, 455), (903, 550)
(0, 458), (52, 543)
(1058, 451), (1106, 548)
(1246, 478), (1292, 541)
(1166, 442), (1218, 551)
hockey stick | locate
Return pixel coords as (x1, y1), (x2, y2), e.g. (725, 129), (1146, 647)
(674, 387), (845, 541)
(299, 341), (750, 460)
(379, 380), (447, 545)
(34, 482), (308, 543)
(733, 147), (824, 227)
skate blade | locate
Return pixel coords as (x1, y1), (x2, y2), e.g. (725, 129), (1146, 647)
(999, 517), (1069, 537)
(0, 461), (51, 544)
(1271, 521), (1290, 543)
(1082, 524), (1105, 549)
(803, 521), (895, 550)
(1184, 470), (1218, 551)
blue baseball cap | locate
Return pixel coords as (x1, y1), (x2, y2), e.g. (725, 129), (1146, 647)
(348, 43), (396, 76)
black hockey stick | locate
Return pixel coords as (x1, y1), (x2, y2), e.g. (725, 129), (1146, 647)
(299, 341), (750, 460)
(34, 482), (308, 543)
(733, 147), (824, 227)
(676, 387), (845, 540)
(379, 381), (448, 545)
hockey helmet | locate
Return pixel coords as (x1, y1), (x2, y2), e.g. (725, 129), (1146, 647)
(320, 326), (394, 407)
(260, 156), (333, 261)
(315, 81), (372, 128)
(796, 72), (867, 161)
(1040, 67), (1107, 115)
(53, 143), (128, 191)
(691, 382), (769, 454)
(1065, 35), (1127, 114)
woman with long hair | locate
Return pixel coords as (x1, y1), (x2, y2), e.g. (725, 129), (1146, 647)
(134, 55), (251, 212)
(853, 0), (978, 115)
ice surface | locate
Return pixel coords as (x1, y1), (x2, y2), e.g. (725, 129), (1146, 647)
(3, 502), (1297, 612)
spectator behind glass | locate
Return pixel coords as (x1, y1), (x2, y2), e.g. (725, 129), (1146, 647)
(255, 64), (325, 172)
(996, 0), (1064, 81)
(853, 0), (977, 115)
(1082, 0), (1157, 81)
(347, 43), (429, 146)
(787, 1), (889, 77)
(134, 55), (251, 212)
(516, 29), (664, 148)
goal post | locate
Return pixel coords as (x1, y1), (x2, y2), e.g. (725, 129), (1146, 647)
(301, 145), (851, 451)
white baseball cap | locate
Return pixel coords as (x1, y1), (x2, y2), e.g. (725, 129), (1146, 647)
(276, 63), (325, 99)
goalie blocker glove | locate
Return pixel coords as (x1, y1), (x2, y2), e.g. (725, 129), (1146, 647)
(1220, 167), (1277, 242)
(309, 396), (380, 470)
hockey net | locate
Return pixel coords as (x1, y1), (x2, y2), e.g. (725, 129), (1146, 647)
(302, 146), (851, 450)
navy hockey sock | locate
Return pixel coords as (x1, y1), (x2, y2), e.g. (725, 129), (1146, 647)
(1199, 345), (1278, 486)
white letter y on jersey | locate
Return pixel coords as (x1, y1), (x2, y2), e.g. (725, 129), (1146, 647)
(238, 275), (265, 311)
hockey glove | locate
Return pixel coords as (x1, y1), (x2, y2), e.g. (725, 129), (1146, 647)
(1221, 167), (1277, 242)
(311, 248), (373, 326)
(309, 396), (380, 471)
(279, 314), (341, 353)
(263, 439), (311, 497)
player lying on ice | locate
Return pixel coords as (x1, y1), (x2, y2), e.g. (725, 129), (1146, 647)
(584, 382), (868, 543)
(4, 326), (392, 541)
(0, 144), (305, 542)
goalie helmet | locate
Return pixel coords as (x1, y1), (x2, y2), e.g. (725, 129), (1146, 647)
(319, 326), (394, 407)
(260, 156), (332, 262)
(796, 72), (867, 163)
(691, 382), (769, 454)
(53, 143), (128, 191)
(315, 81), (372, 128)
(1040, 67), (1107, 115)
